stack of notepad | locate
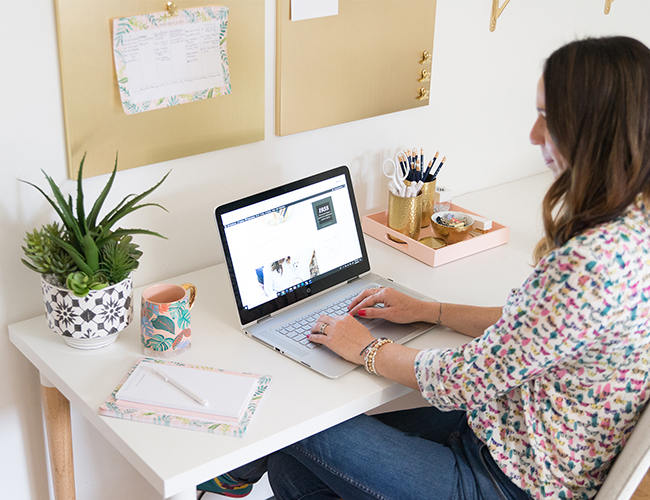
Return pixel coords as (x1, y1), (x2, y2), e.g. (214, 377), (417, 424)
(100, 357), (271, 436)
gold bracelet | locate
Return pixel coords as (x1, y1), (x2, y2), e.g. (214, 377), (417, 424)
(364, 338), (393, 375)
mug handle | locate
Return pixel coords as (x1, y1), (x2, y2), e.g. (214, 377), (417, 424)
(180, 283), (197, 310)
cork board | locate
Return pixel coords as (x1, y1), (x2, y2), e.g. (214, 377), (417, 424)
(275, 0), (437, 136)
(54, 0), (265, 178)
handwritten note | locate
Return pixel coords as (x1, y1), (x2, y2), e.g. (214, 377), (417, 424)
(113, 7), (231, 115)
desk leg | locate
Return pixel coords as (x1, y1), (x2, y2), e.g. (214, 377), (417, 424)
(166, 488), (196, 500)
(40, 374), (76, 500)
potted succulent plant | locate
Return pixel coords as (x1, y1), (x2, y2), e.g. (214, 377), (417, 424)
(20, 154), (168, 349)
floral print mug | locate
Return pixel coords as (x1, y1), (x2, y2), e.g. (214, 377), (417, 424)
(141, 283), (197, 357)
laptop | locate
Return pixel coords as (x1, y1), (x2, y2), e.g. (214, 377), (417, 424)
(214, 165), (435, 378)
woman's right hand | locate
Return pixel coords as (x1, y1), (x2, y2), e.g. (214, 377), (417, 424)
(347, 287), (431, 324)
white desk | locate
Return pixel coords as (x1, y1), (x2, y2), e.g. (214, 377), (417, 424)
(9, 173), (553, 500)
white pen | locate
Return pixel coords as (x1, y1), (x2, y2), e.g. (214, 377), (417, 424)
(152, 367), (209, 407)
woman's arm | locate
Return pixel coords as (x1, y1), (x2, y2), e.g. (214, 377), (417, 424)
(347, 287), (502, 338)
(371, 343), (420, 388)
(435, 303), (503, 338)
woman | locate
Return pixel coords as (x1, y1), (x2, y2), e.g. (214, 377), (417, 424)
(199, 36), (650, 500)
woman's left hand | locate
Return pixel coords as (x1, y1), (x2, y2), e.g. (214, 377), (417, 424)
(309, 314), (375, 365)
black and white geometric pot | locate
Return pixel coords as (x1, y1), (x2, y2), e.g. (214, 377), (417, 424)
(41, 275), (133, 349)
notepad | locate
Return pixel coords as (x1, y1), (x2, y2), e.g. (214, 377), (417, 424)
(99, 357), (272, 436)
(115, 360), (257, 419)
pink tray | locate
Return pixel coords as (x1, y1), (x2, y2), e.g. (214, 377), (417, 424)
(361, 204), (510, 267)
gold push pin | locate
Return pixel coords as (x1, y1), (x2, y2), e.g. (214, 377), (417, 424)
(166, 1), (179, 17)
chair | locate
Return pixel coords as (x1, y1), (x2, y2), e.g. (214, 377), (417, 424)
(596, 404), (650, 499)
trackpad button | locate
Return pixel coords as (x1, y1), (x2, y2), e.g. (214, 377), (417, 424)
(368, 321), (418, 341)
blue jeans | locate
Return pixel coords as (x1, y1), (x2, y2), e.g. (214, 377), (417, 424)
(229, 406), (530, 500)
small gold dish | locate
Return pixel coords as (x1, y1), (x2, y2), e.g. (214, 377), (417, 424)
(419, 236), (447, 249)
(431, 211), (475, 245)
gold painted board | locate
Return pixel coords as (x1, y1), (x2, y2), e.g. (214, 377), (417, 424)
(54, 0), (265, 179)
(275, 0), (437, 136)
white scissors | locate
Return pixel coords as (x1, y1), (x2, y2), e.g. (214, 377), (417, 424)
(382, 157), (408, 197)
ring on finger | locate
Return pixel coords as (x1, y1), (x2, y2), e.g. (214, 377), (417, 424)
(319, 322), (327, 334)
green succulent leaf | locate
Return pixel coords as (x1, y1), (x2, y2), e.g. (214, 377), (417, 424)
(81, 232), (100, 273)
(86, 154), (118, 230)
(76, 153), (88, 234)
(41, 170), (84, 245)
(100, 235), (142, 283)
(21, 223), (78, 283)
(48, 233), (95, 276)
(97, 170), (171, 236)
(66, 271), (108, 297)
(96, 228), (167, 249)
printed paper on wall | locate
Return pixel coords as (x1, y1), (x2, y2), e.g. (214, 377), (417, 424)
(113, 6), (231, 115)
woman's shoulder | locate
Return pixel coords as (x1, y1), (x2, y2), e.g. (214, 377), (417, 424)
(539, 195), (650, 279)
(577, 194), (650, 252)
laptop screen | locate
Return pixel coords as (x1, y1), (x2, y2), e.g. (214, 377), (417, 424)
(215, 166), (370, 325)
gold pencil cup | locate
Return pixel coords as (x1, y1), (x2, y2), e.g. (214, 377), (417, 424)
(387, 190), (423, 242)
(418, 179), (437, 227)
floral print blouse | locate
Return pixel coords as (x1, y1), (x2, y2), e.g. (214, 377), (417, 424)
(415, 195), (650, 499)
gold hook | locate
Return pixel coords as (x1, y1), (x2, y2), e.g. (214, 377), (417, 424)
(604, 0), (614, 14)
(419, 51), (432, 65)
(417, 87), (429, 101)
(166, 1), (178, 17)
(490, 0), (512, 32)
(418, 69), (430, 83)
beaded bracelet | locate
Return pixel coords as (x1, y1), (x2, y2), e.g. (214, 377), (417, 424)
(363, 338), (393, 375)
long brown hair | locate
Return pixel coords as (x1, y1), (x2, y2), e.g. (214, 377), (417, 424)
(534, 36), (650, 264)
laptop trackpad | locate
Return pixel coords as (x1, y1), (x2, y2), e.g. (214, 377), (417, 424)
(368, 321), (418, 341)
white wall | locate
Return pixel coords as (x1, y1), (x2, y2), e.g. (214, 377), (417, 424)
(2, 1), (650, 498)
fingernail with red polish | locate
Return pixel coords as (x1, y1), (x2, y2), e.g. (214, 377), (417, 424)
(358, 309), (366, 317)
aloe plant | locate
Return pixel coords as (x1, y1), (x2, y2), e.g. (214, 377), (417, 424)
(21, 153), (168, 295)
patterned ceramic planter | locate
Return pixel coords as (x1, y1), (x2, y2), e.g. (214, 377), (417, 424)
(41, 275), (133, 349)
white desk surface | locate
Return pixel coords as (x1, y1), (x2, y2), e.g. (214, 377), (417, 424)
(9, 172), (553, 499)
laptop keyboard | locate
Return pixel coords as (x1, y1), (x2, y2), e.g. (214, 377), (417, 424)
(274, 290), (377, 349)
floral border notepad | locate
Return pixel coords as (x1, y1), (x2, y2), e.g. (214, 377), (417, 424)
(99, 357), (271, 437)
(112, 6), (231, 115)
